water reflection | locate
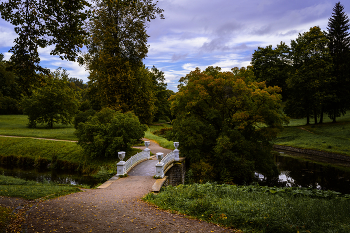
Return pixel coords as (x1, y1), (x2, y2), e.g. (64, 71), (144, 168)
(0, 167), (99, 188)
(257, 150), (350, 194)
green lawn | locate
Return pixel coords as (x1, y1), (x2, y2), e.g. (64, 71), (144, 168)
(0, 115), (77, 140)
(276, 112), (350, 155)
(144, 183), (350, 233)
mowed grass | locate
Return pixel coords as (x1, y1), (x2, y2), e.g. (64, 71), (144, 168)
(0, 115), (77, 140)
(144, 183), (350, 233)
(276, 112), (350, 155)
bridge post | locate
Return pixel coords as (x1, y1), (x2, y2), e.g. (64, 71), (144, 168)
(116, 151), (126, 176)
(174, 142), (179, 161)
(155, 152), (164, 178)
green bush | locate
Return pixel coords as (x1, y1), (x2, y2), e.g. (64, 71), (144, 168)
(75, 108), (146, 159)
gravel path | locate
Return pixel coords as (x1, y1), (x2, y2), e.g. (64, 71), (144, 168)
(25, 176), (234, 232)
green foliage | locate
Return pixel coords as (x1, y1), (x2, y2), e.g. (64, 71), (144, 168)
(326, 2), (350, 122)
(149, 66), (174, 122)
(0, 55), (22, 114)
(84, 0), (163, 124)
(73, 109), (96, 129)
(286, 26), (333, 125)
(0, 0), (90, 94)
(0, 175), (80, 200)
(144, 183), (350, 233)
(21, 72), (79, 128)
(251, 42), (291, 101)
(75, 108), (146, 159)
(170, 66), (288, 184)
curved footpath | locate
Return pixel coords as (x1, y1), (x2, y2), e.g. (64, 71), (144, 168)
(2, 139), (234, 232)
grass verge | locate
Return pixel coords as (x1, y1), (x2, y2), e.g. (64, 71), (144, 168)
(0, 115), (77, 140)
(144, 183), (350, 233)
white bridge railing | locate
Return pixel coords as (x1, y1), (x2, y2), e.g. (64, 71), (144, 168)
(116, 141), (151, 176)
(155, 142), (179, 178)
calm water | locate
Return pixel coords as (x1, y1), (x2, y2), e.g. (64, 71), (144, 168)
(0, 167), (100, 187)
(257, 150), (350, 194)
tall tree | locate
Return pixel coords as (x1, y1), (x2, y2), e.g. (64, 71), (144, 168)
(251, 42), (292, 101)
(170, 66), (288, 184)
(286, 26), (333, 125)
(84, 0), (163, 124)
(326, 2), (350, 122)
(0, 0), (90, 94)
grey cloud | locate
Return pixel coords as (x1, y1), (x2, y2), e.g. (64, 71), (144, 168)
(252, 25), (272, 35)
(276, 29), (299, 37)
(200, 38), (230, 52)
(171, 53), (188, 62)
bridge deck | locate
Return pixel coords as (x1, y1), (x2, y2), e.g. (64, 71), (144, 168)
(128, 157), (159, 176)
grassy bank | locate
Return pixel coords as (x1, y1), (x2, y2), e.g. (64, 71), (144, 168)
(0, 115), (77, 140)
(276, 112), (350, 155)
(0, 137), (139, 174)
(144, 183), (350, 233)
(145, 123), (174, 149)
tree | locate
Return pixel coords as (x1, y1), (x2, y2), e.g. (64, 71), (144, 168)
(75, 108), (146, 159)
(0, 0), (90, 94)
(251, 42), (292, 101)
(170, 66), (288, 184)
(84, 0), (163, 124)
(286, 26), (333, 125)
(21, 71), (79, 128)
(326, 2), (350, 122)
(0, 54), (22, 114)
(149, 66), (174, 122)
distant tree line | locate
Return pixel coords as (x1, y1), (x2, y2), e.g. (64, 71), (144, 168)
(251, 2), (350, 124)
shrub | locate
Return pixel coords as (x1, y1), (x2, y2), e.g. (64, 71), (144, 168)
(75, 108), (146, 159)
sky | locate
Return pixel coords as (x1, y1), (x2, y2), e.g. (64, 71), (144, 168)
(0, 0), (349, 92)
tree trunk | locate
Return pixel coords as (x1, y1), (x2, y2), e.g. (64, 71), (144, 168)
(314, 109), (318, 124)
(319, 106), (324, 124)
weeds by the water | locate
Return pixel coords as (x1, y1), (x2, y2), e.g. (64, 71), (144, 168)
(144, 183), (350, 233)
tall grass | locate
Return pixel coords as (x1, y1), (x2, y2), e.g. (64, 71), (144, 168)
(0, 115), (77, 140)
(144, 183), (350, 233)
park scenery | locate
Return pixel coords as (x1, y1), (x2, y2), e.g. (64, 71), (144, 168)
(0, 0), (350, 232)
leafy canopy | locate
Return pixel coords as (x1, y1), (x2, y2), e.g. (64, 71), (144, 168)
(171, 66), (288, 184)
(21, 69), (79, 128)
(75, 108), (146, 159)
